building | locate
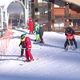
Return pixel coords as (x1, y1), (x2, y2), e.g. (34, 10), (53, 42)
(0, 0), (80, 33)
(31, 0), (80, 32)
(0, 0), (30, 32)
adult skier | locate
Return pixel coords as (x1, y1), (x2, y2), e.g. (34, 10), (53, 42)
(64, 27), (77, 50)
(24, 35), (34, 62)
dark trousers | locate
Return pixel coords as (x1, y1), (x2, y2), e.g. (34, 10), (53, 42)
(21, 48), (24, 56)
(64, 39), (77, 48)
(73, 39), (77, 48)
(21, 45), (25, 56)
(39, 35), (43, 43)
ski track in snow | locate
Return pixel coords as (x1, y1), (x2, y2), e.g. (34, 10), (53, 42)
(0, 29), (80, 80)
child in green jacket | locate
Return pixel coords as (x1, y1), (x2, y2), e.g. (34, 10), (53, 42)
(34, 20), (40, 41)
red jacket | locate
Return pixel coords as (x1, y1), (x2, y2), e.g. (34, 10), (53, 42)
(66, 33), (74, 40)
(25, 37), (32, 48)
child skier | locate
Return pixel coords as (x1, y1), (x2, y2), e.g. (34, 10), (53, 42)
(19, 34), (26, 57)
(24, 35), (34, 62)
(64, 27), (77, 50)
(65, 33), (74, 49)
(27, 18), (34, 34)
(34, 20), (40, 41)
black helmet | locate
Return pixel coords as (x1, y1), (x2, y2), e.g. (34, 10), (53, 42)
(66, 27), (72, 33)
(21, 34), (25, 39)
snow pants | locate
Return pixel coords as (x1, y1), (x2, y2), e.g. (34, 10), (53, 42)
(35, 34), (40, 41)
(39, 34), (43, 43)
(25, 49), (33, 61)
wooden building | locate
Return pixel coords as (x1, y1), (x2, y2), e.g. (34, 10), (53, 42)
(31, 0), (80, 32)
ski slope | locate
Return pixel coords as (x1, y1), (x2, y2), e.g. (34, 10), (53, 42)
(0, 28), (80, 80)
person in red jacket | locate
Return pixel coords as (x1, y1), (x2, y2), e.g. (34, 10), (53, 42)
(66, 33), (74, 40)
(24, 36), (34, 62)
(64, 27), (77, 50)
(66, 33), (74, 46)
(28, 18), (34, 34)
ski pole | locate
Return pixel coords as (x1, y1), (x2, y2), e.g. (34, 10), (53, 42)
(20, 47), (41, 50)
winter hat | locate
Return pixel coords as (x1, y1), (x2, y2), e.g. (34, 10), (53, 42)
(29, 18), (32, 21)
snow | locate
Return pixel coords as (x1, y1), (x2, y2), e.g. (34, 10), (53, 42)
(0, 28), (80, 80)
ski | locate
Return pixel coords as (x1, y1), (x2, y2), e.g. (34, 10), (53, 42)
(17, 56), (39, 62)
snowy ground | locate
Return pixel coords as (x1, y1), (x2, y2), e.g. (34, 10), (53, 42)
(0, 28), (80, 80)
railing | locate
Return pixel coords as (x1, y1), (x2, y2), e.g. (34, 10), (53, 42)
(0, 30), (13, 55)
(0, 23), (13, 56)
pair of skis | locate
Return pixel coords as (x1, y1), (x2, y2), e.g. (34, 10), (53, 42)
(17, 56), (39, 63)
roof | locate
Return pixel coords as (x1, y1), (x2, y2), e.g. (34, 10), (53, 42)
(63, 0), (80, 6)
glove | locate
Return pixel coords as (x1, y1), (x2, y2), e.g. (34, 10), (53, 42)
(26, 48), (28, 51)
